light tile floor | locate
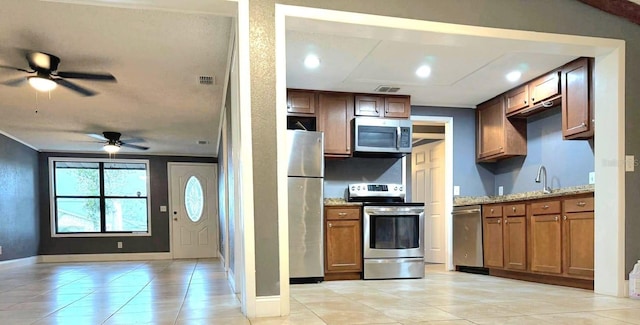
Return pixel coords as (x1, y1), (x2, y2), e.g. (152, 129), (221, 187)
(1, 260), (640, 324)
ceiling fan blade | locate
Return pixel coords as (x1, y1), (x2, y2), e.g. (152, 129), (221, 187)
(121, 143), (149, 151)
(1, 77), (27, 87)
(87, 133), (108, 141)
(55, 78), (97, 96)
(57, 71), (116, 81)
(0, 65), (31, 73)
(120, 137), (144, 143)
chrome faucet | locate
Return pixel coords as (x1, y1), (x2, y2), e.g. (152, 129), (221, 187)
(535, 165), (552, 194)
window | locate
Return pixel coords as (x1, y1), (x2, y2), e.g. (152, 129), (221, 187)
(50, 158), (151, 236)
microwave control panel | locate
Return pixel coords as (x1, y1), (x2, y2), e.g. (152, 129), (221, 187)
(400, 127), (411, 148)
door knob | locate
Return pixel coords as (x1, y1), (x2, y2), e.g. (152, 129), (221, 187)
(173, 218), (178, 221)
(173, 211), (177, 215)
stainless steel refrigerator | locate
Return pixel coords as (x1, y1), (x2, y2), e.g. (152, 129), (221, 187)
(287, 130), (324, 283)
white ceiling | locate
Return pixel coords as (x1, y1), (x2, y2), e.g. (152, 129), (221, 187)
(0, 1), (614, 156)
(0, 0), (233, 156)
(285, 17), (606, 108)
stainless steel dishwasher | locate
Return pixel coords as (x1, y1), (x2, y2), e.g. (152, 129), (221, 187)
(452, 205), (487, 273)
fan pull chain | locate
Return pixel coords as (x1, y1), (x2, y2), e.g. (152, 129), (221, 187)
(35, 91), (38, 114)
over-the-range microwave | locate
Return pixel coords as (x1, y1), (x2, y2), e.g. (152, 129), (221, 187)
(352, 117), (413, 157)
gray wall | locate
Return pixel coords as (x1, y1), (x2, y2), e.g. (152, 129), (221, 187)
(247, 0), (640, 292)
(324, 157), (403, 198)
(0, 134), (39, 261)
(412, 106), (495, 196)
(494, 107), (594, 194)
(38, 152), (215, 255)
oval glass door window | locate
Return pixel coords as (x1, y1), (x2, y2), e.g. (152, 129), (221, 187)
(185, 176), (204, 222)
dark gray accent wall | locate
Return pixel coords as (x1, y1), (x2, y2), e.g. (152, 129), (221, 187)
(324, 157), (403, 198)
(494, 107), (594, 194)
(38, 152), (215, 255)
(0, 134), (39, 262)
(412, 106), (495, 196)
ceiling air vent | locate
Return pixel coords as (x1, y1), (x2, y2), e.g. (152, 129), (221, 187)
(374, 85), (400, 93)
(199, 76), (215, 85)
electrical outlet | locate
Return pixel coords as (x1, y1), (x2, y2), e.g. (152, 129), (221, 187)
(117, 242), (123, 249)
(160, 205), (167, 212)
(589, 172), (595, 184)
(453, 186), (460, 196)
(498, 186), (504, 196)
(626, 155), (635, 172)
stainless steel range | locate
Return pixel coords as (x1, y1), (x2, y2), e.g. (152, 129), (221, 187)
(348, 183), (425, 279)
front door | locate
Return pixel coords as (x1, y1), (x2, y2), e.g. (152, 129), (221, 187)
(412, 140), (445, 263)
(169, 163), (218, 259)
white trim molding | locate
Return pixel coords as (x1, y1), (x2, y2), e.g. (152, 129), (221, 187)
(0, 256), (38, 270)
(254, 296), (282, 318)
(38, 252), (172, 263)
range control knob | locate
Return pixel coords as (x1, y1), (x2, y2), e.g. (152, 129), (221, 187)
(399, 186), (403, 191)
(394, 186), (398, 191)
(350, 186), (355, 191)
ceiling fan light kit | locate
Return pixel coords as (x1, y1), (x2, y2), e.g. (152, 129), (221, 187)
(27, 76), (57, 92)
(103, 143), (121, 154)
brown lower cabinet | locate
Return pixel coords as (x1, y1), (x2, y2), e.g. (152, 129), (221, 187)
(324, 205), (362, 281)
(482, 193), (594, 288)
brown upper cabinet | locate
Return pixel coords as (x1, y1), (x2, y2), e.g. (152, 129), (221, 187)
(287, 89), (316, 115)
(562, 57), (594, 140)
(505, 71), (560, 117)
(476, 96), (527, 162)
(317, 92), (354, 157)
(355, 94), (410, 118)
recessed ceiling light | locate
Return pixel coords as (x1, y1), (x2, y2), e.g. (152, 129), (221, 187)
(415, 65), (431, 78)
(506, 70), (522, 82)
(304, 54), (320, 69)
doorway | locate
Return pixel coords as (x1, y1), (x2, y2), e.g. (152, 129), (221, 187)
(169, 163), (219, 259)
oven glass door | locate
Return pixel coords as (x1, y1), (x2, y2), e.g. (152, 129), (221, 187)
(363, 206), (424, 259)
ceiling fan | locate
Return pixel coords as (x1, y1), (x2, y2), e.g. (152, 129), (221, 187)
(88, 132), (149, 153)
(0, 51), (116, 96)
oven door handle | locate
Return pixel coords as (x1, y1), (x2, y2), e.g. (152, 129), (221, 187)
(365, 257), (424, 264)
(365, 210), (423, 216)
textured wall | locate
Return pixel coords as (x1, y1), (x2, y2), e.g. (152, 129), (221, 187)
(250, 0), (280, 297)
(494, 107), (594, 194)
(0, 134), (39, 261)
(38, 152), (215, 255)
(324, 158), (403, 198)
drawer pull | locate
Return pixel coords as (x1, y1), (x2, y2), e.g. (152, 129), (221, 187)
(542, 205), (549, 209)
(497, 219), (501, 224)
(328, 223), (332, 228)
(338, 212), (347, 216)
(554, 216), (558, 221)
(577, 202), (586, 207)
(490, 208), (494, 213)
(512, 207), (516, 212)
(563, 215), (567, 221)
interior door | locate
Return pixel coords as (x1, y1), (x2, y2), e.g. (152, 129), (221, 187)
(412, 140), (445, 263)
(170, 163), (218, 259)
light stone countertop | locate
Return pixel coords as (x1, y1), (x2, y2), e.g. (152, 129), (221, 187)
(323, 198), (363, 206)
(453, 184), (594, 206)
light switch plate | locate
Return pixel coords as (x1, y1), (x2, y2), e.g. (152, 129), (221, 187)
(453, 186), (460, 196)
(498, 186), (504, 196)
(117, 242), (123, 249)
(589, 172), (595, 184)
(160, 205), (167, 212)
(626, 155), (635, 172)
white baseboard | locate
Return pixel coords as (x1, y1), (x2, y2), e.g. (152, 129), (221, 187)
(229, 268), (237, 293)
(38, 252), (173, 263)
(0, 256), (38, 270)
(255, 296), (282, 318)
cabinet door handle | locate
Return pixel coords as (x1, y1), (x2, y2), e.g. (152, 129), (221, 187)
(512, 207), (516, 212)
(531, 97), (535, 102)
(577, 202), (586, 207)
(504, 219), (508, 224)
(554, 216), (559, 221)
(563, 215), (567, 221)
(490, 208), (494, 213)
(497, 219), (501, 224)
(524, 100), (527, 104)
(542, 205), (549, 209)
(338, 212), (347, 216)
(581, 122), (587, 127)
(328, 223), (332, 228)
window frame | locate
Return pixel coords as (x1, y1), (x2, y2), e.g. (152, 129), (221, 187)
(49, 157), (152, 238)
